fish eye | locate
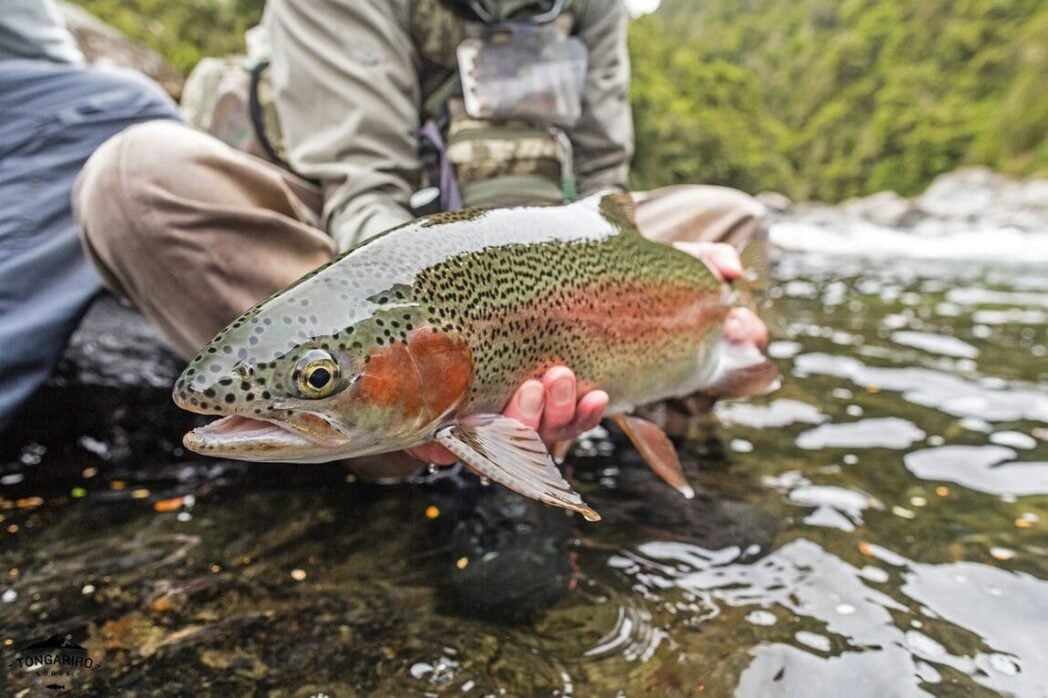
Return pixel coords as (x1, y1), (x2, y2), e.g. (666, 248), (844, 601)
(294, 350), (341, 398)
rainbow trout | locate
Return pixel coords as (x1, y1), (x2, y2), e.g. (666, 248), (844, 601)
(174, 194), (777, 521)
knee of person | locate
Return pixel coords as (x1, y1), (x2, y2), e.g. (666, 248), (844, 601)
(74, 121), (192, 249)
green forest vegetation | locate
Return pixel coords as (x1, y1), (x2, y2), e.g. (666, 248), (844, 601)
(72, 0), (1048, 202)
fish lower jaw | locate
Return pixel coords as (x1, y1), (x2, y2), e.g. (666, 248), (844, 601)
(182, 414), (343, 461)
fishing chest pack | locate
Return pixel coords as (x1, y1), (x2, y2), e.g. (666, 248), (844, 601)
(180, 0), (585, 214)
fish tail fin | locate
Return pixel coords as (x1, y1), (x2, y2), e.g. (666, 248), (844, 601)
(733, 232), (785, 337)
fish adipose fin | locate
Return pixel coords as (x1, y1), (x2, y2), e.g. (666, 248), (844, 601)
(435, 414), (601, 522)
(611, 414), (695, 499)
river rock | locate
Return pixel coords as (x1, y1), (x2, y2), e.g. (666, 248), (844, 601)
(914, 167), (1048, 234)
(756, 191), (794, 213)
(59, 1), (184, 98)
(916, 167), (1008, 219)
(56, 295), (182, 390)
(841, 190), (918, 228)
(2, 296), (190, 462)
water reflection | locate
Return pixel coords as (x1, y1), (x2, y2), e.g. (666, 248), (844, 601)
(902, 561), (1048, 695)
(715, 398), (827, 429)
(615, 538), (1048, 696)
(795, 417), (926, 449)
(793, 353), (1048, 422)
(889, 330), (979, 358)
(904, 445), (1048, 496)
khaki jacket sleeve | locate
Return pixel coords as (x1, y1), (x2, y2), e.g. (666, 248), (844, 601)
(267, 0), (418, 251)
(569, 0), (634, 195)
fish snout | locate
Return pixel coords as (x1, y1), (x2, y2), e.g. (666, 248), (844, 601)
(172, 355), (269, 416)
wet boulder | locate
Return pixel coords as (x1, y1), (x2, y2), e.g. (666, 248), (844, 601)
(1, 296), (190, 463)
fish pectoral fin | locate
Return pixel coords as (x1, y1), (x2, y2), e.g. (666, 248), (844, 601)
(611, 414), (695, 499)
(434, 414), (600, 522)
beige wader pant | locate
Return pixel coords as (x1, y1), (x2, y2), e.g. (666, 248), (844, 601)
(74, 119), (768, 362)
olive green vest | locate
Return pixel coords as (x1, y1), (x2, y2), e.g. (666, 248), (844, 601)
(410, 0), (578, 208)
(182, 0), (577, 210)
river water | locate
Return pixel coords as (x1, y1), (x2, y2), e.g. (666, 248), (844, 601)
(2, 245), (1047, 696)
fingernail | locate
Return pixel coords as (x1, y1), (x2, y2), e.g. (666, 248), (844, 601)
(519, 381), (544, 417)
(551, 377), (573, 404)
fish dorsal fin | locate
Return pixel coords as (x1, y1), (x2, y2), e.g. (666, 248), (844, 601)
(598, 192), (639, 231)
(435, 414), (601, 521)
(611, 414), (695, 499)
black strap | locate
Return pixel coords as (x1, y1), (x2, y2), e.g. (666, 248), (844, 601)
(247, 60), (291, 170)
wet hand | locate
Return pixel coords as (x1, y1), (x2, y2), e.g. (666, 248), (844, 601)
(673, 240), (743, 281)
(675, 241), (769, 349)
(405, 366), (608, 466)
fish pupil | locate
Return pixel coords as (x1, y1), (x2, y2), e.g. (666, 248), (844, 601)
(308, 368), (331, 389)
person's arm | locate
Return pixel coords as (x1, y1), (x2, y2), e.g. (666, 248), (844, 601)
(266, 0), (418, 252)
(568, 0), (633, 195)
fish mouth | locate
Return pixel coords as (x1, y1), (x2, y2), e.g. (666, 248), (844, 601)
(183, 414), (347, 461)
